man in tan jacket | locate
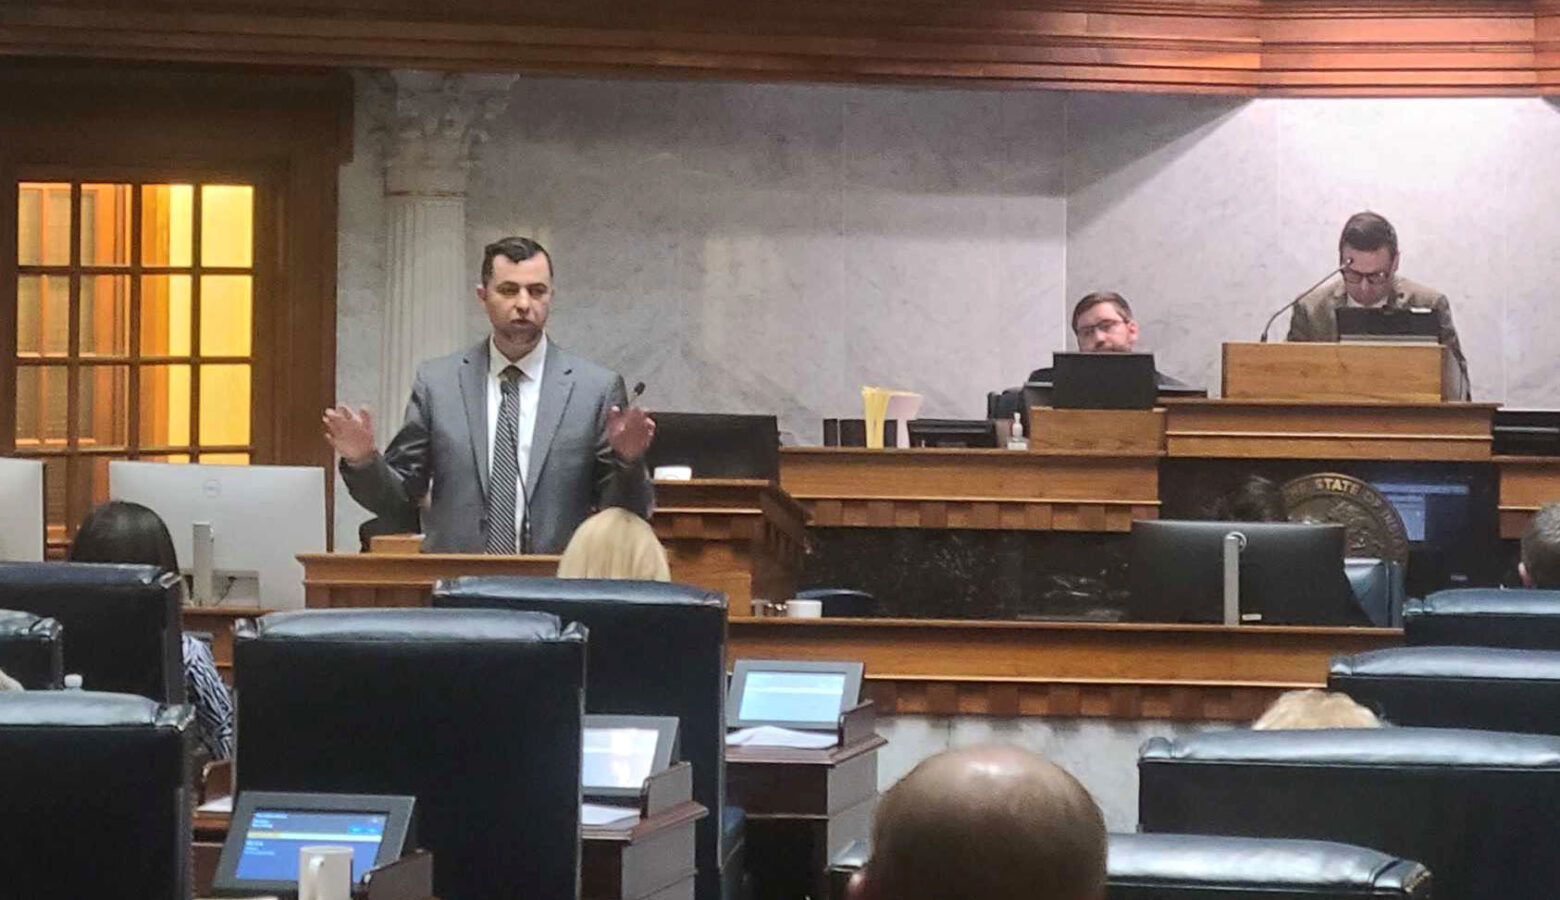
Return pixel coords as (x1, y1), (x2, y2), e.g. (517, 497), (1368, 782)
(1287, 211), (1469, 399)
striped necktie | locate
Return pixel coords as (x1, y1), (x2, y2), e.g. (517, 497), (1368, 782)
(485, 365), (523, 554)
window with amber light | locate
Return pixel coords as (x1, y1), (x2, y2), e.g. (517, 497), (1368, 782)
(14, 181), (255, 544)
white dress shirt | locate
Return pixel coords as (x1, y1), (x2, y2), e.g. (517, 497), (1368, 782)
(486, 334), (547, 549)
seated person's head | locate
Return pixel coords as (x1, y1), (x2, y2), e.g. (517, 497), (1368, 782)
(557, 507), (670, 581)
(1207, 475), (1289, 523)
(1521, 501), (1560, 589)
(849, 744), (1107, 900)
(68, 501), (179, 572)
(1252, 689), (1381, 730)
(1072, 291), (1139, 353)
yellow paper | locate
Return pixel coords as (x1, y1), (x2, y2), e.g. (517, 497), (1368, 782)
(861, 386), (922, 448)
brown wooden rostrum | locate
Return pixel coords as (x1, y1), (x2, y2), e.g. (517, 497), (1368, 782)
(1496, 455), (1560, 539)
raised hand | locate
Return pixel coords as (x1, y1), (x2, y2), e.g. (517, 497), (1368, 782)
(606, 405), (656, 463)
(322, 405), (377, 466)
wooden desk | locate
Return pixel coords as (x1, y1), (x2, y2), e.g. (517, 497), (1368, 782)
(727, 707), (885, 900)
(1497, 455), (1560, 539)
(780, 447), (1159, 533)
(729, 617), (1401, 722)
(1163, 400), (1496, 461)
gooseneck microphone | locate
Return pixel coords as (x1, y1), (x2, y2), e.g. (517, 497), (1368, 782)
(1258, 258), (1353, 343)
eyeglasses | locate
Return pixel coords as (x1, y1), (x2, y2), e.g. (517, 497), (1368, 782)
(1075, 317), (1128, 340)
(1341, 269), (1391, 286)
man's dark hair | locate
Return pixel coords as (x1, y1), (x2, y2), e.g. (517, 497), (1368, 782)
(1070, 291), (1133, 333)
(1522, 502), (1560, 589)
(1207, 475), (1289, 523)
(481, 236), (552, 285)
(1338, 211), (1398, 259)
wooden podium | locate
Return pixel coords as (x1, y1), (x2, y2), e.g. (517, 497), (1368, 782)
(300, 479), (806, 616)
(1223, 341), (1463, 403)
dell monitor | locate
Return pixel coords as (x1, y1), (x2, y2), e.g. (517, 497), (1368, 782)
(109, 461), (326, 609)
(1130, 519), (1368, 626)
(0, 458), (44, 561)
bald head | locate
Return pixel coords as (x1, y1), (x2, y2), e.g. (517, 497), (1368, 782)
(852, 745), (1107, 900)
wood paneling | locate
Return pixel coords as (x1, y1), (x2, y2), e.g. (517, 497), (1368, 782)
(0, 2), (1556, 96)
(729, 616), (1401, 721)
(1223, 342), (1458, 403)
(781, 447), (1159, 533)
(1028, 408), (1166, 456)
(1497, 455), (1560, 539)
(1164, 399), (1495, 460)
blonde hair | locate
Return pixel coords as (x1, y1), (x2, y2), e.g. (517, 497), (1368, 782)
(1252, 689), (1381, 730)
(556, 508), (671, 581)
(0, 668), (23, 692)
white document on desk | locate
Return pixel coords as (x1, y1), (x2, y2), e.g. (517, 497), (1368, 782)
(725, 725), (839, 749)
(581, 802), (641, 827)
(196, 794), (233, 814)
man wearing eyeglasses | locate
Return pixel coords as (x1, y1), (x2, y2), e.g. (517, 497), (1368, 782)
(1287, 211), (1469, 399)
(323, 236), (655, 554)
(1027, 291), (1191, 387)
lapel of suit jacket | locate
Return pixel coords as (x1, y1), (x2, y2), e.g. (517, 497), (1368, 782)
(528, 339), (576, 491)
(460, 339), (490, 499)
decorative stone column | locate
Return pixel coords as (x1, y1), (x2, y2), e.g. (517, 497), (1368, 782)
(376, 69), (516, 429)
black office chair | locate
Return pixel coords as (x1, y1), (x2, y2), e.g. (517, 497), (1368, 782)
(234, 607), (587, 900)
(1330, 645), (1560, 737)
(1140, 726), (1560, 900)
(829, 833), (1431, 899)
(0, 608), (63, 689)
(0, 561), (183, 701)
(1403, 587), (1560, 649)
(0, 690), (192, 898)
(433, 577), (740, 900)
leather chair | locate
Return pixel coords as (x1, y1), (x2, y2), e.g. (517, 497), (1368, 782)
(1330, 645), (1560, 736)
(432, 577), (739, 900)
(0, 561), (183, 701)
(0, 608), (63, 689)
(828, 834), (1431, 899)
(1139, 727), (1560, 900)
(233, 607), (586, 900)
(0, 690), (192, 898)
(1403, 587), (1560, 649)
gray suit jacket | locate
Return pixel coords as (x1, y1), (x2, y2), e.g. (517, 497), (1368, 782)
(1287, 275), (1470, 400)
(342, 338), (654, 553)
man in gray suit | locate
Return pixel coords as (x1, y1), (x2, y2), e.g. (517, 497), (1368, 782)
(1287, 211), (1469, 399)
(324, 236), (655, 554)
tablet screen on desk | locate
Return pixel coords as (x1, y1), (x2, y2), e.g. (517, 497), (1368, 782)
(236, 809), (388, 882)
(213, 791), (415, 896)
(727, 660), (864, 732)
(582, 715), (679, 800)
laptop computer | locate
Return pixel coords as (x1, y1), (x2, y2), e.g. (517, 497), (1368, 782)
(1051, 352), (1158, 410)
(1336, 305), (1439, 343)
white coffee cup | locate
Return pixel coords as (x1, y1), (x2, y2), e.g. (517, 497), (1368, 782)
(298, 845), (354, 900)
(785, 599), (823, 619)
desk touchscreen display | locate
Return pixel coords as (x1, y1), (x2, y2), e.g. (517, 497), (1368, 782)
(738, 671), (848, 725)
(583, 726), (661, 790)
(235, 809), (388, 882)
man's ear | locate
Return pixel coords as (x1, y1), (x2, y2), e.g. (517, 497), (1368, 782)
(1521, 561), (1534, 588)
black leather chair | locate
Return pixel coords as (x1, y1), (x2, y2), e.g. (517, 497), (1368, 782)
(0, 608), (63, 689)
(1330, 645), (1560, 736)
(0, 561), (183, 701)
(0, 690), (192, 899)
(433, 577), (739, 900)
(1403, 587), (1560, 649)
(828, 833), (1431, 899)
(233, 608), (586, 900)
(1140, 727), (1560, 900)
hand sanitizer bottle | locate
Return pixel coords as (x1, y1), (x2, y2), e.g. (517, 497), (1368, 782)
(1007, 412), (1027, 450)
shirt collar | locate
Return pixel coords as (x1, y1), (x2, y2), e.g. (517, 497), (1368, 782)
(489, 333), (547, 382)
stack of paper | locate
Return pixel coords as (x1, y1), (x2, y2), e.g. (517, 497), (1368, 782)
(862, 387), (923, 449)
(581, 802), (641, 826)
(725, 725), (840, 749)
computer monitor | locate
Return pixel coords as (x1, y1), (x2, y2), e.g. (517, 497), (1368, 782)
(1051, 353), (1158, 410)
(644, 412), (780, 480)
(0, 458), (44, 562)
(907, 419), (998, 448)
(108, 461), (326, 609)
(1336, 306), (1439, 342)
(213, 791), (415, 896)
(581, 714), (679, 800)
(1129, 519), (1367, 625)
(727, 659), (864, 731)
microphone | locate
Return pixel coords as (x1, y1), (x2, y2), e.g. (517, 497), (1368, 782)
(1258, 258), (1352, 343)
(628, 381), (646, 407)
